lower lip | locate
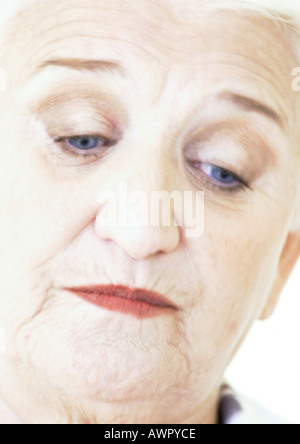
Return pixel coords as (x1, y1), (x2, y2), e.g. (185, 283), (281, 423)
(65, 290), (175, 319)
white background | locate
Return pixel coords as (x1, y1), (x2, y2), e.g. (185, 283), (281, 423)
(225, 259), (300, 424)
(0, 0), (299, 425)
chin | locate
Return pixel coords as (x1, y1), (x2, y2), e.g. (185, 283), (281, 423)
(56, 351), (172, 403)
(30, 328), (183, 404)
(13, 298), (190, 404)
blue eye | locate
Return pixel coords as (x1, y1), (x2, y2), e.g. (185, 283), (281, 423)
(186, 159), (250, 193)
(54, 134), (117, 158)
(202, 163), (239, 186)
(67, 136), (105, 150)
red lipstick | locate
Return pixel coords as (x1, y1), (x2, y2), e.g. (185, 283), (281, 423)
(63, 285), (179, 319)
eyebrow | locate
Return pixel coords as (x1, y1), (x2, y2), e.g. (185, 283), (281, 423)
(37, 58), (125, 75)
(218, 92), (284, 128)
(33, 62), (284, 129)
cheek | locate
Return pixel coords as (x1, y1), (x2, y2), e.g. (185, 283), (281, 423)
(0, 127), (88, 268)
(0, 135), (87, 326)
(0, 157), (60, 265)
(184, 201), (287, 367)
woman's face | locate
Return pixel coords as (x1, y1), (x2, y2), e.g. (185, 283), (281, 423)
(0, 0), (299, 423)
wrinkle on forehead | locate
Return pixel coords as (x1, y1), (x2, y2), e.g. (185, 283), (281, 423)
(0, 0), (182, 83)
(0, 0), (297, 58)
(0, 0), (299, 128)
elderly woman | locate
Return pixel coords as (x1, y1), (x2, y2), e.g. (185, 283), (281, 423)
(0, 0), (299, 425)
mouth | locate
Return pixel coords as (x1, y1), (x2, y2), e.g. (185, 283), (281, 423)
(63, 285), (179, 319)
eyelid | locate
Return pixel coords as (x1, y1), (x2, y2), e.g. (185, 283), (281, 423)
(31, 88), (127, 141)
(35, 88), (121, 114)
(185, 118), (275, 176)
(47, 115), (121, 141)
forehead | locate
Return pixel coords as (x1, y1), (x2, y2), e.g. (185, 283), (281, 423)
(0, 0), (298, 120)
(1, 1), (296, 76)
(1, 0), (296, 64)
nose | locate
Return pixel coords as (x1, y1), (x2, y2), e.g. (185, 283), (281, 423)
(94, 157), (181, 261)
(96, 218), (180, 260)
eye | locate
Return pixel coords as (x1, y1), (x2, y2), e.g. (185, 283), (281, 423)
(201, 163), (240, 187)
(54, 134), (117, 156)
(68, 136), (104, 150)
(186, 160), (250, 193)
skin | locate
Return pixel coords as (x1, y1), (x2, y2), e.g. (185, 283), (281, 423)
(0, 0), (299, 424)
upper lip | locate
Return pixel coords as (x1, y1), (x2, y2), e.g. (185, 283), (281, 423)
(63, 285), (179, 310)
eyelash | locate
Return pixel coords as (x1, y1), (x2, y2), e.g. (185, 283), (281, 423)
(54, 135), (251, 194)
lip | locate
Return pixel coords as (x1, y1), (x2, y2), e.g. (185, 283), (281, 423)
(63, 285), (179, 319)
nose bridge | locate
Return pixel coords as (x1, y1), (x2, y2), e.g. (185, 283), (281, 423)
(116, 106), (179, 192)
(94, 121), (182, 260)
(127, 138), (174, 192)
